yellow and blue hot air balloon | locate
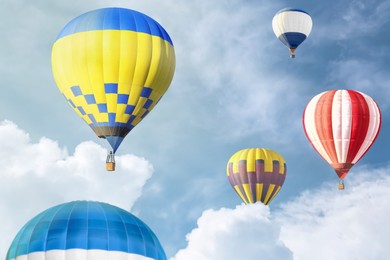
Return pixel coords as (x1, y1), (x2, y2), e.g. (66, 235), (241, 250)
(227, 148), (287, 205)
(52, 8), (176, 170)
(272, 8), (313, 58)
(6, 201), (167, 260)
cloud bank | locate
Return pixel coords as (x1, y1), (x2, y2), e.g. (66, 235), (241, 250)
(0, 120), (154, 259)
(172, 204), (292, 260)
(173, 167), (390, 260)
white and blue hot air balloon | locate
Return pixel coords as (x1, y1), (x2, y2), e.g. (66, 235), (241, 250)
(272, 8), (313, 58)
(6, 201), (166, 260)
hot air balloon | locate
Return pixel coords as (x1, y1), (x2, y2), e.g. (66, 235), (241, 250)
(303, 90), (381, 190)
(227, 148), (287, 205)
(7, 201), (167, 260)
(272, 8), (313, 58)
(52, 8), (176, 171)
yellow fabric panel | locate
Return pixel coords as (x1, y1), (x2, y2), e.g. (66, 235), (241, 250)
(118, 35), (137, 91)
(72, 94), (91, 123)
(229, 152), (241, 174)
(234, 186), (248, 204)
(262, 148), (273, 173)
(106, 94), (118, 113)
(52, 29), (175, 127)
(276, 153), (286, 174)
(161, 40), (176, 92)
(132, 34), (153, 88)
(84, 30), (105, 103)
(242, 184), (253, 204)
(102, 31), (120, 83)
(228, 148), (287, 174)
(130, 113), (143, 126)
(147, 91), (159, 111)
(73, 34), (94, 96)
(52, 43), (74, 93)
(264, 184), (276, 205)
(144, 35), (162, 88)
(256, 183), (263, 202)
(226, 162), (232, 177)
(94, 113), (108, 122)
(128, 86), (143, 106)
(246, 148), (256, 172)
(268, 186), (281, 205)
(146, 38), (176, 94)
(115, 104), (130, 123)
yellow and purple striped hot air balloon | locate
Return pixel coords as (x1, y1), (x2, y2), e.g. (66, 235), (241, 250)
(52, 8), (176, 170)
(227, 148), (287, 205)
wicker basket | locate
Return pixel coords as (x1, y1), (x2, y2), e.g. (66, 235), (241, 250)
(106, 162), (115, 171)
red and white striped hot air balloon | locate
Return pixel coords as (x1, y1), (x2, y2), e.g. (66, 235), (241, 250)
(302, 90), (381, 189)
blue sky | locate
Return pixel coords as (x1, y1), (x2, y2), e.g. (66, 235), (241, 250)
(1, 0), (390, 259)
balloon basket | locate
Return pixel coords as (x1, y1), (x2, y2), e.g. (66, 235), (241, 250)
(338, 181), (345, 190)
(106, 162), (115, 171)
(106, 151), (115, 171)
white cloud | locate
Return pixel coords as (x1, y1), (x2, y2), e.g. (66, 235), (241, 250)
(0, 120), (154, 259)
(278, 167), (390, 260)
(172, 167), (390, 260)
(172, 204), (293, 260)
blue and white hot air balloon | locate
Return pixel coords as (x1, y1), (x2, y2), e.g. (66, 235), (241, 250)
(272, 8), (313, 58)
(6, 201), (166, 260)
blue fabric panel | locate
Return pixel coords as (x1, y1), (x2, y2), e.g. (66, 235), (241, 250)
(6, 201), (167, 260)
(88, 114), (97, 124)
(118, 94), (129, 104)
(106, 136), (124, 152)
(88, 228), (108, 249)
(46, 219), (68, 249)
(140, 87), (152, 98)
(84, 94), (96, 104)
(108, 113), (116, 123)
(71, 86), (82, 96)
(141, 110), (149, 119)
(68, 99), (76, 108)
(104, 83), (118, 94)
(97, 104), (108, 113)
(77, 106), (86, 115)
(56, 8), (173, 45)
(278, 32), (307, 49)
(143, 99), (153, 109)
(125, 105), (135, 114)
(28, 221), (50, 252)
(128, 115), (137, 125)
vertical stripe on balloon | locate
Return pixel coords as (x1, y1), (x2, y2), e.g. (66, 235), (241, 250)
(303, 89), (381, 180)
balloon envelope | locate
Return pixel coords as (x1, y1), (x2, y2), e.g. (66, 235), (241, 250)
(52, 8), (176, 152)
(227, 148), (287, 205)
(272, 8), (312, 56)
(7, 201), (167, 260)
(303, 89), (381, 179)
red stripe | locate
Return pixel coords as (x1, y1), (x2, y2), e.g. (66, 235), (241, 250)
(314, 90), (339, 164)
(345, 90), (370, 162)
(350, 93), (382, 164)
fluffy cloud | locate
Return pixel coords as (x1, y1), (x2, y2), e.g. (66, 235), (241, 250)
(172, 167), (390, 260)
(0, 120), (153, 259)
(279, 167), (390, 260)
(172, 204), (293, 260)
